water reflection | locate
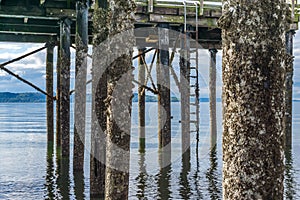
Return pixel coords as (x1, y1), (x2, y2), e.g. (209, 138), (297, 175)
(193, 131), (203, 199)
(74, 171), (85, 200)
(285, 147), (297, 199)
(157, 150), (172, 200)
(45, 142), (55, 199)
(135, 152), (148, 199)
(179, 148), (191, 199)
(205, 146), (221, 200)
(56, 150), (70, 200)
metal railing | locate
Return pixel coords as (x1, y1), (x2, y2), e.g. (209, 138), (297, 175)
(135, 0), (222, 15)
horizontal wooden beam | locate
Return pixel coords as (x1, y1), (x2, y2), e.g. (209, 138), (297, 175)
(0, 32), (57, 43)
(135, 5), (222, 18)
(0, 23), (58, 34)
(0, 5), (76, 19)
(148, 14), (218, 27)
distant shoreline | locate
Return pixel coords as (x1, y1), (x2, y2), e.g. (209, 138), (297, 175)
(7, 92), (300, 103)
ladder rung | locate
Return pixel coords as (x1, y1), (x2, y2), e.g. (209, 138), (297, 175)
(190, 85), (197, 87)
(190, 120), (198, 123)
(190, 103), (198, 106)
(190, 94), (196, 97)
(189, 76), (197, 78)
(190, 112), (196, 114)
(189, 67), (197, 70)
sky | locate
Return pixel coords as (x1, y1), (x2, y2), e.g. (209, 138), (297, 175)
(0, 31), (299, 99)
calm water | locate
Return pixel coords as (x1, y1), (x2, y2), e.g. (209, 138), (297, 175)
(0, 102), (299, 199)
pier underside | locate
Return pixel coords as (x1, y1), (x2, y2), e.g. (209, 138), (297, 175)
(0, 0), (224, 49)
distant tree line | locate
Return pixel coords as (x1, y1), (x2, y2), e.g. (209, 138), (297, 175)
(0, 92), (46, 102)
(0, 92), (224, 103)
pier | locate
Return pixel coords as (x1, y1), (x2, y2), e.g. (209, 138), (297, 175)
(0, 0), (299, 199)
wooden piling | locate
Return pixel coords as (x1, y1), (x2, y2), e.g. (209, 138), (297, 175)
(60, 18), (71, 158)
(179, 27), (192, 195)
(90, 0), (109, 198)
(285, 30), (294, 149)
(209, 49), (217, 148)
(73, 0), (88, 172)
(157, 23), (171, 168)
(56, 44), (61, 148)
(180, 26), (190, 155)
(46, 43), (54, 142)
(104, 0), (135, 198)
(220, 1), (287, 198)
(138, 48), (146, 153)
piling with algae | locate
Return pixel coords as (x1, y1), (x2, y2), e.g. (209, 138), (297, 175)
(104, 0), (136, 199)
(219, 0), (291, 199)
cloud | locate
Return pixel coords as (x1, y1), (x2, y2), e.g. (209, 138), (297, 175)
(293, 31), (300, 99)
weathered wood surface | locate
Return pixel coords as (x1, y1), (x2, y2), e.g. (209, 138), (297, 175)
(104, 0), (135, 198)
(138, 48), (146, 153)
(59, 18), (71, 158)
(285, 30), (294, 149)
(220, 0), (290, 199)
(73, 0), (88, 172)
(90, 0), (109, 198)
(180, 27), (190, 155)
(209, 48), (217, 148)
(46, 44), (54, 142)
(157, 23), (171, 168)
(0, 0), (298, 45)
(56, 44), (61, 148)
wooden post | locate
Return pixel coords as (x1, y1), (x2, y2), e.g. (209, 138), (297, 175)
(138, 47), (146, 153)
(46, 43), (54, 142)
(60, 18), (71, 158)
(180, 25), (190, 156)
(157, 23), (171, 168)
(285, 30), (294, 149)
(104, 0), (135, 198)
(56, 44), (61, 148)
(219, 1), (287, 198)
(90, 0), (108, 198)
(209, 48), (217, 148)
(73, 0), (88, 172)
